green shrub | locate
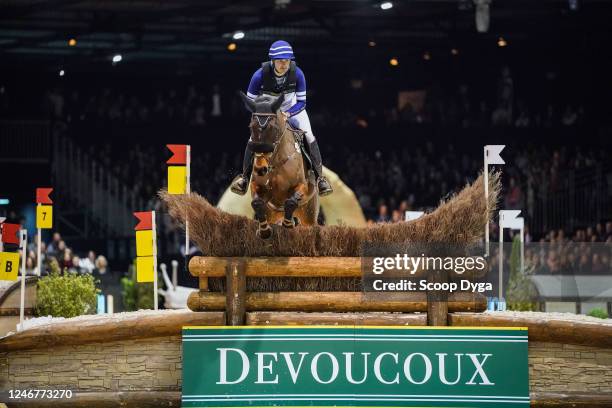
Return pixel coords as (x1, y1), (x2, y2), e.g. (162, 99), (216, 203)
(120, 262), (154, 311)
(507, 235), (539, 311)
(35, 259), (99, 318)
(120, 276), (137, 311)
(587, 308), (609, 319)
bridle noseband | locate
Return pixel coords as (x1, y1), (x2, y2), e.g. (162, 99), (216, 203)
(251, 113), (293, 174)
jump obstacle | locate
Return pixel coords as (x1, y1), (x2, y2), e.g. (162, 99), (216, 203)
(2, 171), (610, 407)
(187, 256), (487, 326)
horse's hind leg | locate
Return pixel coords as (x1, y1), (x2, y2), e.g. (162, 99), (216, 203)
(251, 196), (272, 239)
(283, 187), (306, 228)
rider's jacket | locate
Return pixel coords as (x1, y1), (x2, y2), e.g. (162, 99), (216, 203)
(246, 61), (306, 117)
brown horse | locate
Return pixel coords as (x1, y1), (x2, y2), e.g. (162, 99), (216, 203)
(240, 92), (318, 239)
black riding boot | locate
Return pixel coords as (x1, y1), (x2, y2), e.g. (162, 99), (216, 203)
(307, 140), (333, 196)
(230, 143), (254, 195)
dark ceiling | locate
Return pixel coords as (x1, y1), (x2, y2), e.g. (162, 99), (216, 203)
(1, 0), (610, 73)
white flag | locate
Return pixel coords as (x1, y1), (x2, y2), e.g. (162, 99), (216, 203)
(499, 210), (524, 229)
(405, 211), (424, 222)
(485, 145), (506, 165)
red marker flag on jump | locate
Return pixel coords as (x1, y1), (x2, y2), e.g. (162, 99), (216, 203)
(166, 144), (187, 165)
(36, 188), (53, 204)
(134, 211), (153, 231)
(1, 223), (20, 245)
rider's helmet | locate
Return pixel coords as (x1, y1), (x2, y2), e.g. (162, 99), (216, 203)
(268, 40), (294, 60)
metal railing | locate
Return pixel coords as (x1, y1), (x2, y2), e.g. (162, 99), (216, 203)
(51, 133), (144, 237)
(0, 120), (50, 163)
(527, 164), (610, 235)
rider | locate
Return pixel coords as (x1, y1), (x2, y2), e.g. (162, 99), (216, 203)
(230, 40), (333, 196)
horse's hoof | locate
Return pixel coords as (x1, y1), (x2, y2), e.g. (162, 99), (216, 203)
(257, 227), (273, 240)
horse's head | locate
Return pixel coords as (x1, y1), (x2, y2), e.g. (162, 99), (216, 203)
(239, 92), (287, 177)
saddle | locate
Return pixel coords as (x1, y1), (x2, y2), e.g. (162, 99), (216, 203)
(287, 124), (313, 171)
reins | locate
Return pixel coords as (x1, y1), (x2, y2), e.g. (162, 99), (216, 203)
(251, 114), (299, 175)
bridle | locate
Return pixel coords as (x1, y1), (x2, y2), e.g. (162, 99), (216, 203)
(251, 113), (298, 175)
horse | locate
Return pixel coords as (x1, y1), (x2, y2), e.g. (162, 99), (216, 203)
(239, 92), (319, 239)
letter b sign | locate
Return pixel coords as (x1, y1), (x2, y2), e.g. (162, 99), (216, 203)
(0, 252), (20, 281)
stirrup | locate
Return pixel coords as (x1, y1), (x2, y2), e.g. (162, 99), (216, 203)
(317, 176), (333, 196)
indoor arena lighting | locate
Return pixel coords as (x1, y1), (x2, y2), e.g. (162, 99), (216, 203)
(451, 48), (459, 55)
(227, 43), (237, 51)
(232, 31), (245, 40)
(369, 41), (377, 47)
(112, 54), (123, 63)
(389, 58), (398, 66)
(568, 0), (579, 11)
(59, 69), (65, 77)
(497, 37), (507, 47)
(68, 38), (77, 47)
(423, 51), (431, 60)
(380, 2), (393, 10)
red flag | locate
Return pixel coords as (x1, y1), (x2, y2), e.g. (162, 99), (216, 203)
(134, 211), (153, 231)
(1, 223), (20, 244)
(36, 187), (54, 204)
(167, 144), (187, 165)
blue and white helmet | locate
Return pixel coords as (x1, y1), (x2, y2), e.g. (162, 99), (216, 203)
(268, 40), (294, 60)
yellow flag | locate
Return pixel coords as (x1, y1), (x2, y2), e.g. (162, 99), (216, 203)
(168, 166), (187, 194)
(136, 256), (155, 282)
(0, 252), (20, 281)
(135, 230), (154, 257)
(36, 205), (53, 229)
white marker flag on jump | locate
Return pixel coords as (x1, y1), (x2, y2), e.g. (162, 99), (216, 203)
(484, 145), (505, 256)
(498, 210), (525, 311)
(404, 211), (424, 222)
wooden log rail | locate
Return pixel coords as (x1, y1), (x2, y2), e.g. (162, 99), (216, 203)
(188, 256), (487, 326)
(189, 256), (487, 279)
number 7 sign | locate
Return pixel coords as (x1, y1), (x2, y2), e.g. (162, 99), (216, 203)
(36, 205), (53, 229)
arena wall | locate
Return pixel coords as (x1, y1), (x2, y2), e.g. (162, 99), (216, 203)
(1, 310), (611, 407)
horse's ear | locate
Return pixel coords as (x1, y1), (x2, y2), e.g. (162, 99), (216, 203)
(238, 91), (255, 113)
(271, 94), (284, 112)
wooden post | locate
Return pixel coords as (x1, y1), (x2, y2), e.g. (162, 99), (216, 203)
(427, 269), (449, 326)
(226, 260), (246, 325)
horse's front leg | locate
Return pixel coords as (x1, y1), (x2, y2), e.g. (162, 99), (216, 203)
(251, 194), (272, 239)
(283, 185), (306, 228)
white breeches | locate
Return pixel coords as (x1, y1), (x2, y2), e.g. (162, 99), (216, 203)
(248, 110), (316, 144)
(288, 110), (316, 143)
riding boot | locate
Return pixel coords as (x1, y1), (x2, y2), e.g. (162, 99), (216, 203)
(307, 140), (333, 196)
(230, 143), (254, 195)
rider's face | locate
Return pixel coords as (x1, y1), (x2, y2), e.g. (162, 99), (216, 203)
(273, 59), (290, 75)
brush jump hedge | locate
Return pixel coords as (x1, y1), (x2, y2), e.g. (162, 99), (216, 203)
(162, 172), (500, 326)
